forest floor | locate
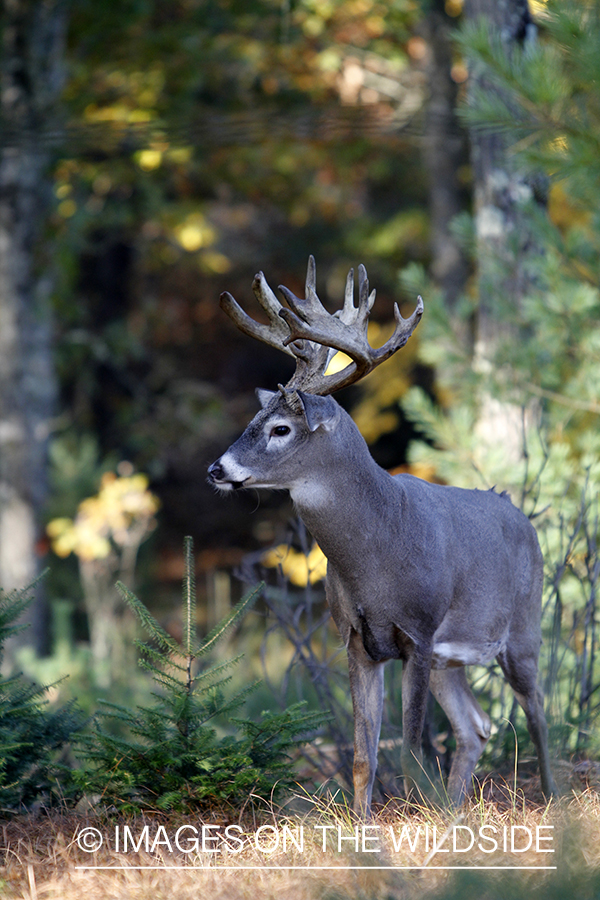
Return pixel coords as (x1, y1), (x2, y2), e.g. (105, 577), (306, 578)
(2, 771), (600, 900)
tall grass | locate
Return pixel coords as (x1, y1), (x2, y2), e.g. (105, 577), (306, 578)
(2, 792), (599, 899)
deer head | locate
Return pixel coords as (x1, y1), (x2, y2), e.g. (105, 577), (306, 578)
(209, 256), (423, 495)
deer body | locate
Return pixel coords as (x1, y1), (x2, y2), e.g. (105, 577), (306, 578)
(208, 258), (556, 815)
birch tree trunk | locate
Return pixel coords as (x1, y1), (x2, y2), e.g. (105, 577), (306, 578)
(0, 0), (67, 651)
(464, 0), (543, 459)
(465, 0), (541, 351)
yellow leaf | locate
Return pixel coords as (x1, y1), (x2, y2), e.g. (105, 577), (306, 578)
(137, 148), (162, 171)
(46, 517), (74, 539)
(262, 543), (327, 586)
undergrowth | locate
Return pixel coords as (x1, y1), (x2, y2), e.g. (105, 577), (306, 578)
(0, 576), (84, 812)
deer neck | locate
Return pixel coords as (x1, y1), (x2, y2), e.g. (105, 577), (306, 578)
(289, 415), (396, 569)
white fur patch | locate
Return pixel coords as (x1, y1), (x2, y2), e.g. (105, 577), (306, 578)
(290, 480), (331, 508)
(213, 480), (234, 492)
(218, 451), (253, 485)
(432, 640), (504, 669)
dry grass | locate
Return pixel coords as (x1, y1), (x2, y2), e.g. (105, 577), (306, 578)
(2, 785), (600, 900)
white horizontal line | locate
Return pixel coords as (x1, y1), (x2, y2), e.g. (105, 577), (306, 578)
(75, 865), (558, 871)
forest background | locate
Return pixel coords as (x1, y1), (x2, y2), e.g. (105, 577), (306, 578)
(0, 0), (599, 824)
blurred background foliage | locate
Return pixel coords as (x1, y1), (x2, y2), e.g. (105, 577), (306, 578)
(48, 0), (433, 565)
(0, 0), (599, 806)
(35, 0), (439, 660)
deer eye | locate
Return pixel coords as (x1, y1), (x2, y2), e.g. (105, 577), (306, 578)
(271, 425), (291, 437)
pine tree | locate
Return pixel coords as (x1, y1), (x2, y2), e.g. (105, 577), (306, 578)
(75, 537), (326, 813)
(0, 576), (83, 810)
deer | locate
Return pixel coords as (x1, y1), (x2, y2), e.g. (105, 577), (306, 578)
(208, 256), (557, 817)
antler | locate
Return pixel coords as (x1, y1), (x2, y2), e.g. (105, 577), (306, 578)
(219, 255), (423, 396)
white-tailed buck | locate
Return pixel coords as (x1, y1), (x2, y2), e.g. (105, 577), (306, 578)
(208, 257), (557, 816)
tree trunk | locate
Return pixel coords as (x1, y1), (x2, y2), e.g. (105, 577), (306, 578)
(464, 0), (542, 359)
(422, 0), (469, 307)
(0, 0), (67, 652)
(463, 0), (544, 462)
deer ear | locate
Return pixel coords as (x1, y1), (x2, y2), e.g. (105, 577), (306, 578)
(296, 391), (339, 433)
(256, 388), (277, 409)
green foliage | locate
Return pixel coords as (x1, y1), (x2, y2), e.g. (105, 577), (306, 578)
(451, 0), (600, 460)
(458, 3), (600, 201)
(400, 0), (600, 763)
(75, 537), (326, 813)
(0, 577), (84, 811)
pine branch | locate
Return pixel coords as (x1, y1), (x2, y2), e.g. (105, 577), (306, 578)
(195, 582), (263, 658)
(0, 572), (84, 809)
(116, 582), (182, 655)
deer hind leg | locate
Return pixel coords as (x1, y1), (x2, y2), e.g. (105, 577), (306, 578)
(347, 629), (385, 819)
(428, 667), (491, 805)
(496, 649), (558, 798)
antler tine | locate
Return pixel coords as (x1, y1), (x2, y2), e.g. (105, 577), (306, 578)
(278, 255), (332, 323)
(305, 253), (317, 303)
(219, 271), (296, 358)
(357, 264), (376, 328)
(342, 267), (355, 319)
(378, 295), (424, 358)
(252, 270), (284, 318)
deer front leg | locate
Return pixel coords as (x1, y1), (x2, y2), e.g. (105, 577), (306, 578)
(401, 648), (432, 800)
(347, 629), (385, 819)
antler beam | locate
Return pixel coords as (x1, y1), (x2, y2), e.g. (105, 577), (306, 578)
(219, 270), (296, 357)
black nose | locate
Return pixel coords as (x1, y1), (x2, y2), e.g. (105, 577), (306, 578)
(208, 461), (225, 482)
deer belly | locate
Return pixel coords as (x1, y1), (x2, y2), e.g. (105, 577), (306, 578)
(354, 608), (415, 662)
(431, 637), (506, 669)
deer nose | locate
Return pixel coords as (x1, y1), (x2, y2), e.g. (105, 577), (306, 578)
(208, 461), (225, 482)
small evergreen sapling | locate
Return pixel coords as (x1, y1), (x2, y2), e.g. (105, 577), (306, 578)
(0, 577), (83, 811)
(76, 537), (325, 812)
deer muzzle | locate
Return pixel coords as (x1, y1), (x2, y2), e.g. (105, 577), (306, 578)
(207, 458), (250, 491)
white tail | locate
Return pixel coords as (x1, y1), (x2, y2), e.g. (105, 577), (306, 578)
(209, 258), (556, 816)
